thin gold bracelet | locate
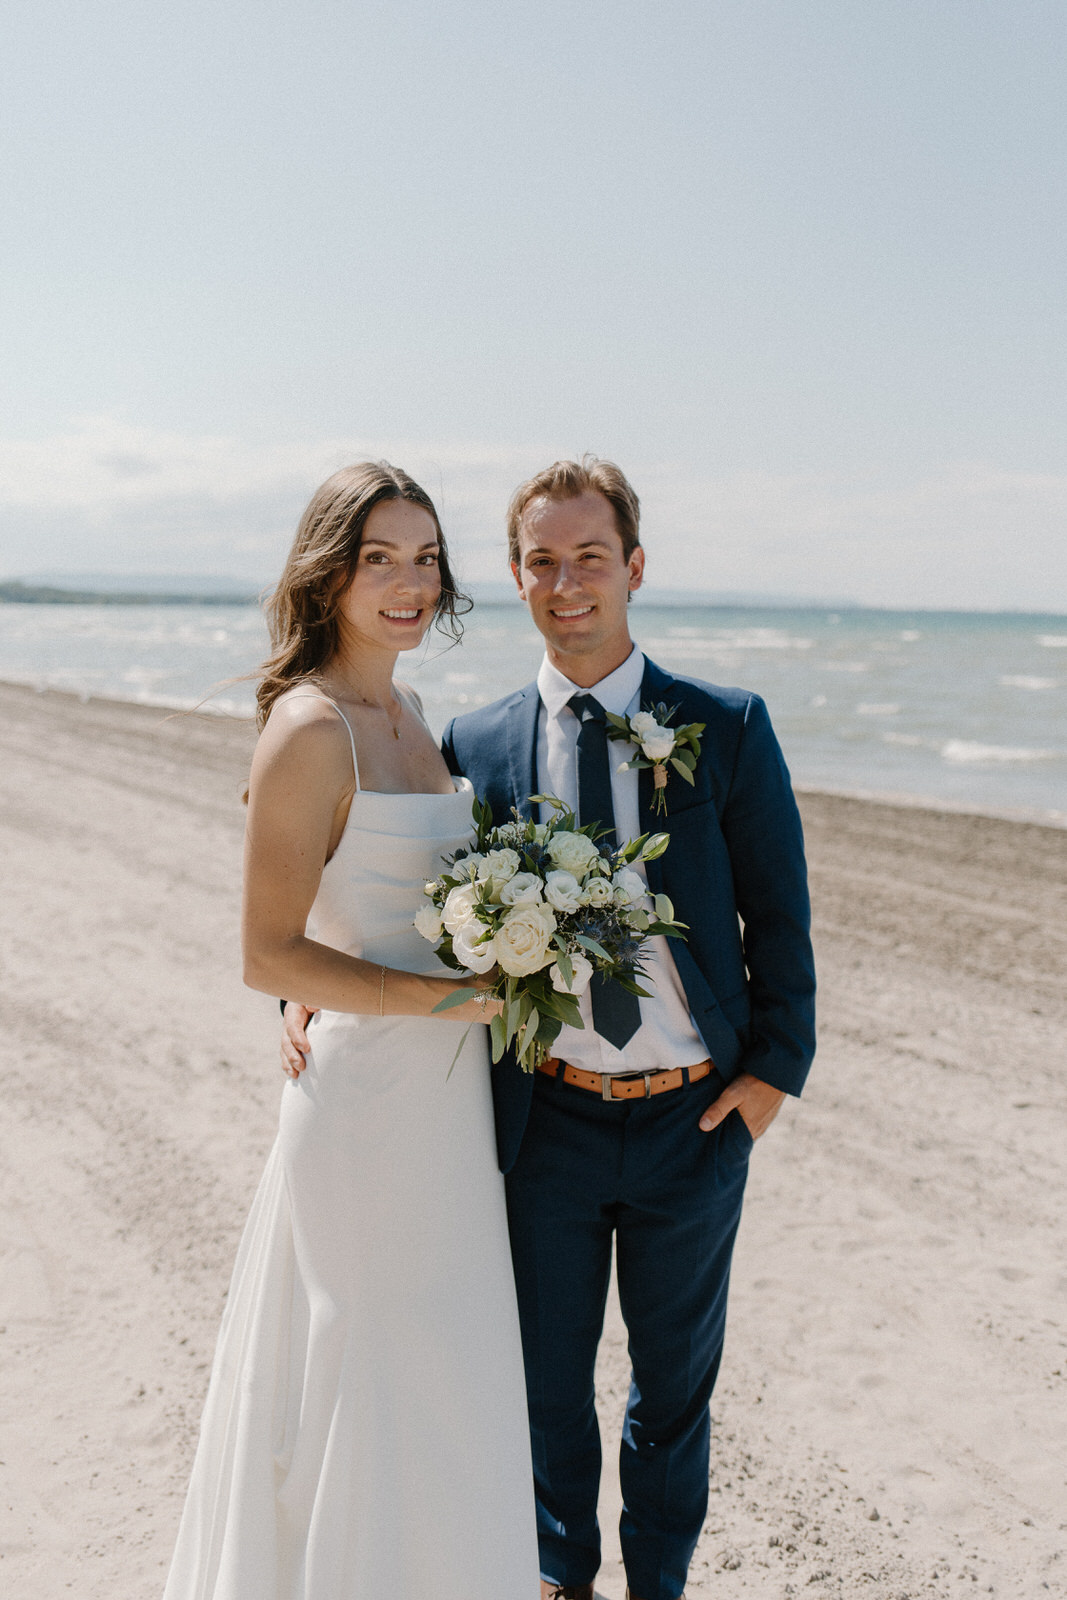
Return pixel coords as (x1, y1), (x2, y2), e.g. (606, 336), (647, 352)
(378, 965), (386, 1017)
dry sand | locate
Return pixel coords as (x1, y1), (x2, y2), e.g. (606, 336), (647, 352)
(1, 678), (1064, 1599)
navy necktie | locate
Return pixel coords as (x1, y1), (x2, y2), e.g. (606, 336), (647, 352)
(569, 693), (641, 1051)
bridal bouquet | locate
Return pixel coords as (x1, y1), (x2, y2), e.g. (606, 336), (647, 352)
(414, 796), (686, 1073)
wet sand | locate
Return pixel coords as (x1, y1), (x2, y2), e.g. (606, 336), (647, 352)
(1, 680), (1064, 1598)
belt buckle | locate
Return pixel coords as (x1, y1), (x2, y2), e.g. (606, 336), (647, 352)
(601, 1071), (654, 1100)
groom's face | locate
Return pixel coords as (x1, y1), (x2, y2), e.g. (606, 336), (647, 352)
(511, 490), (644, 681)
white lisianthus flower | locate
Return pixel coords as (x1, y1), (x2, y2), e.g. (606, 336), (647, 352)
(638, 724), (675, 762)
(629, 710), (659, 741)
(612, 867), (647, 907)
(414, 903), (444, 942)
(452, 918), (498, 973)
(499, 871), (543, 905)
(477, 847), (521, 888)
(494, 903), (556, 976)
(580, 876), (614, 907)
(453, 852), (485, 882)
(442, 882), (479, 934)
(549, 950), (594, 996)
(546, 830), (600, 876)
(543, 870), (583, 913)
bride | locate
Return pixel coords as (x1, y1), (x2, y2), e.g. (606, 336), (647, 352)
(163, 462), (539, 1598)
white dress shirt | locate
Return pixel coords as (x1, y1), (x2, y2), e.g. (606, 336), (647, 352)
(535, 648), (708, 1074)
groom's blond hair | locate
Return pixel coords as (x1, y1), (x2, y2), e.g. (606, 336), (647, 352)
(506, 456), (641, 565)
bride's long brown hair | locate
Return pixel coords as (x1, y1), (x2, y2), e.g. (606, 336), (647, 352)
(256, 461), (470, 730)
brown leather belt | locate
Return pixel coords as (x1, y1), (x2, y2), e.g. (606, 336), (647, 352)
(536, 1056), (713, 1101)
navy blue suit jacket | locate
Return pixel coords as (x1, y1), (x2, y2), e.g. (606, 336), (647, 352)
(441, 655), (816, 1174)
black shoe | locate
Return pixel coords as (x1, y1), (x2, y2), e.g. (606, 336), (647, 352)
(546, 1586), (595, 1600)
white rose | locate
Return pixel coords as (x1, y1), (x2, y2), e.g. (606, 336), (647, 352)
(494, 903), (556, 977)
(452, 918), (498, 973)
(639, 723), (675, 762)
(546, 830), (600, 876)
(414, 903), (444, 941)
(612, 867), (647, 907)
(477, 847), (521, 888)
(452, 852), (485, 881)
(543, 869), (583, 913)
(499, 871), (543, 905)
(442, 882), (479, 934)
(580, 876), (614, 907)
(549, 950), (594, 996)
(629, 710), (658, 741)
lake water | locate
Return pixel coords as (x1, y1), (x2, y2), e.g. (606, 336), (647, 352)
(1, 601), (1064, 824)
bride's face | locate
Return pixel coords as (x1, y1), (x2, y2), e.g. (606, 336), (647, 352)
(336, 498), (442, 653)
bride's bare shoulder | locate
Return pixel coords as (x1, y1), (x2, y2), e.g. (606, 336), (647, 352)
(255, 688), (355, 771)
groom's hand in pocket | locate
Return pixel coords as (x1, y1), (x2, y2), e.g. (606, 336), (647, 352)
(281, 1002), (318, 1078)
(698, 1072), (785, 1140)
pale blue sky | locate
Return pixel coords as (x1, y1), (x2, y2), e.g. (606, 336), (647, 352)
(2, 0), (1065, 607)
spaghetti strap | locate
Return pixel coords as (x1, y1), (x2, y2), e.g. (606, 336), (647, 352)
(285, 694), (360, 789)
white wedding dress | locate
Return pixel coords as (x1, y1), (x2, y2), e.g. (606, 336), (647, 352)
(163, 700), (538, 1599)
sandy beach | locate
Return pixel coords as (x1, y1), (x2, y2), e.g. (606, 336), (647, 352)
(1, 678), (1064, 1599)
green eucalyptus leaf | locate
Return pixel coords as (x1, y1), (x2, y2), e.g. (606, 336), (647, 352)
(431, 987), (479, 1013)
(517, 1008), (540, 1057)
(669, 757), (696, 784)
(444, 1022), (475, 1080)
(555, 994), (583, 1028)
(489, 1012), (507, 1062)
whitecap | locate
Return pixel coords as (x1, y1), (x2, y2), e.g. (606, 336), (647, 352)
(999, 675), (1057, 691)
(645, 628), (814, 653)
(941, 740), (1057, 764)
(1037, 635), (1067, 648)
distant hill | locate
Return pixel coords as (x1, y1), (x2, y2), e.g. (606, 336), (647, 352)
(0, 579), (258, 605)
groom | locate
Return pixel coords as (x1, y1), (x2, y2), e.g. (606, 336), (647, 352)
(442, 459), (815, 1600)
(285, 457), (815, 1600)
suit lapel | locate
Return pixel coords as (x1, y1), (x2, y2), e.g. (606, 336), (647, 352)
(506, 684), (541, 818)
(638, 657), (680, 892)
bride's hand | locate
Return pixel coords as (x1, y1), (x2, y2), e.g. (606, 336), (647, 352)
(437, 975), (503, 1023)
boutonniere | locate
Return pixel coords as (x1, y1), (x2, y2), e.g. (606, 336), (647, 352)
(605, 702), (706, 816)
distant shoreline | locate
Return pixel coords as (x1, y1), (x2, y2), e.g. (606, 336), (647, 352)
(2, 580), (1066, 617)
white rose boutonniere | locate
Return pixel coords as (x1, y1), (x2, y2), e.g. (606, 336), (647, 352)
(605, 701), (705, 816)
